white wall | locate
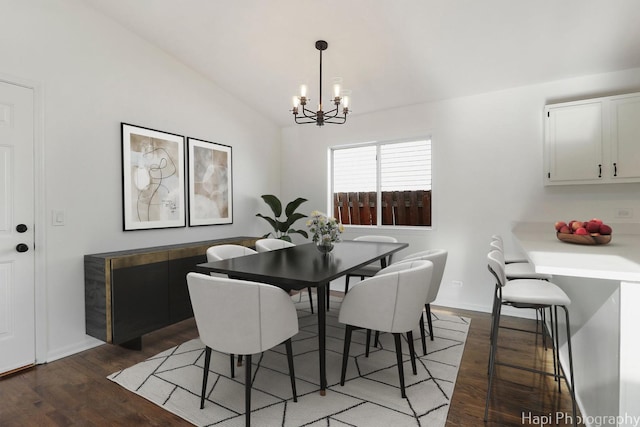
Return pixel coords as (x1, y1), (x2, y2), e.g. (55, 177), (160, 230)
(1, 0), (281, 360)
(281, 68), (640, 314)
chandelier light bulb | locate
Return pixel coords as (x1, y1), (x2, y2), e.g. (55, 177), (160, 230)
(300, 84), (308, 98)
(333, 77), (342, 98)
(292, 96), (300, 108)
(343, 95), (350, 108)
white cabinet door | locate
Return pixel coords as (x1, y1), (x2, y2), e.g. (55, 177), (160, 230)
(610, 94), (640, 180)
(546, 101), (603, 184)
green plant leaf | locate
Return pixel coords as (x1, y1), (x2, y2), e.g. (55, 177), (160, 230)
(261, 194), (282, 218)
(285, 197), (308, 217)
(276, 220), (289, 233)
(284, 212), (308, 229)
(256, 213), (278, 231)
(280, 235), (292, 243)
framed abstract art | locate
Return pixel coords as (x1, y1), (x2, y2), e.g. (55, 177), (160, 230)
(121, 123), (186, 230)
(187, 137), (233, 226)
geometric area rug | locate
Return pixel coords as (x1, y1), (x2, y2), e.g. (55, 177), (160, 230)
(108, 294), (470, 427)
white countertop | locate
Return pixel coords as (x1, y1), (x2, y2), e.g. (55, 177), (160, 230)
(512, 229), (640, 282)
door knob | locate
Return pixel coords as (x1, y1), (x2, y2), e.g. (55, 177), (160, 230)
(16, 224), (28, 233)
(16, 243), (29, 253)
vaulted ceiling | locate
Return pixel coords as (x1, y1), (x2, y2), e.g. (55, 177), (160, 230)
(81, 0), (640, 127)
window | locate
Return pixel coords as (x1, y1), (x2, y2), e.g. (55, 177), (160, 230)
(331, 139), (432, 226)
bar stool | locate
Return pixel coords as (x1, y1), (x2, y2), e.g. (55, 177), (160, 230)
(485, 249), (577, 426)
(490, 235), (554, 350)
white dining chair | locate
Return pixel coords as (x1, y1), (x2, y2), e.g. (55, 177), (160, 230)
(206, 244), (258, 262)
(344, 235), (399, 293)
(395, 249), (448, 355)
(255, 238), (315, 313)
(338, 259), (433, 398)
(205, 244), (259, 369)
(187, 272), (298, 427)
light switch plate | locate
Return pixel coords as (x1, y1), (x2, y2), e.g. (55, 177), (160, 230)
(52, 209), (65, 226)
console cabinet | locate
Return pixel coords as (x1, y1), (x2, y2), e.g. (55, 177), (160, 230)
(84, 236), (258, 347)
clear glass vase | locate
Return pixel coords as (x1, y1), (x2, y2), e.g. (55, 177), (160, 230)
(316, 241), (334, 254)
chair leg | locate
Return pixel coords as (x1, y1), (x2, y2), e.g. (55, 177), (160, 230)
(307, 287), (314, 314)
(365, 329), (371, 357)
(419, 313), (427, 356)
(230, 354), (235, 378)
(284, 338), (297, 402)
(550, 307), (559, 382)
(560, 305), (577, 427)
(245, 354), (252, 427)
(426, 304), (434, 341)
(407, 331), (417, 375)
(374, 330), (380, 348)
(393, 333), (406, 398)
(340, 325), (353, 386)
(484, 301), (502, 421)
(344, 275), (351, 294)
(201, 346), (212, 409)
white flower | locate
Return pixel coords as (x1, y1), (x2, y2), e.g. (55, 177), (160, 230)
(307, 211), (343, 244)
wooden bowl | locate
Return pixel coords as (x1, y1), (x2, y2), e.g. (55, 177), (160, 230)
(556, 232), (611, 245)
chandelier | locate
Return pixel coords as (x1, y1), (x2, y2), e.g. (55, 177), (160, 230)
(291, 40), (350, 126)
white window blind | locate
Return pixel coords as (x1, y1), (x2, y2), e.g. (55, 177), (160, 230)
(380, 140), (431, 191)
(333, 139), (431, 192)
(333, 145), (377, 192)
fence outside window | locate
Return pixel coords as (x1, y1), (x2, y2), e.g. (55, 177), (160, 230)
(333, 190), (432, 226)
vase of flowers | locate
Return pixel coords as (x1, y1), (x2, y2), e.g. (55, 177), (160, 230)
(307, 211), (344, 254)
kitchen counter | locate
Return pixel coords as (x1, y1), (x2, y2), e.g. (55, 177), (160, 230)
(513, 231), (640, 282)
(512, 225), (640, 427)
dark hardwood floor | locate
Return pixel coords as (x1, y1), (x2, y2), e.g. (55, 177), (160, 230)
(0, 296), (581, 426)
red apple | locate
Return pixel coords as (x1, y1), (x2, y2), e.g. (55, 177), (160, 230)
(586, 221), (601, 233)
(571, 221), (584, 231)
(590, 218), (603, 225)
(555, 221), (567, 231)
(559, 225), (572, 234)
(599, 224), (612, 235)
(574, 227), (588, 235)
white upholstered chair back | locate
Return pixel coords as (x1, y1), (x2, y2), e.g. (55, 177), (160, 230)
(398, 249), (448, 304)
(339, 260), (433, 334)
(187, 272), (299, 355)
(206, 244), (257, 262)
(255, 238), (295, 252)
(487, 249), (507, 288)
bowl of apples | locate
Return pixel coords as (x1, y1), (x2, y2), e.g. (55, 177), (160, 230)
(555, 218), (612, 245)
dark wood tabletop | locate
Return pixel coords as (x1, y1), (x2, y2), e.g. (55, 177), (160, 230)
(195, 240), (408, 395)
(196, 240), (408, 290)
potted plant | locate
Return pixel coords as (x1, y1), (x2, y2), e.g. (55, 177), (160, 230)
(256, 194), (309, 242)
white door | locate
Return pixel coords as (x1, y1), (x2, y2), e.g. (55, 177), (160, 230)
(0, 81), (35, 375)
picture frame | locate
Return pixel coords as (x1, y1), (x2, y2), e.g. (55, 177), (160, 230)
(187, 137), (233, 226)
(121, 123), (186, 231)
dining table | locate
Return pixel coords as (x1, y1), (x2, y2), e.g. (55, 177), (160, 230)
(196, 240), (408, 395)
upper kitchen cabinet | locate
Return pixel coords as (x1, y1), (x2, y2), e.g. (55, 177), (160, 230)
(610, 95), (640, 181)
(544, 92), (640, 185)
